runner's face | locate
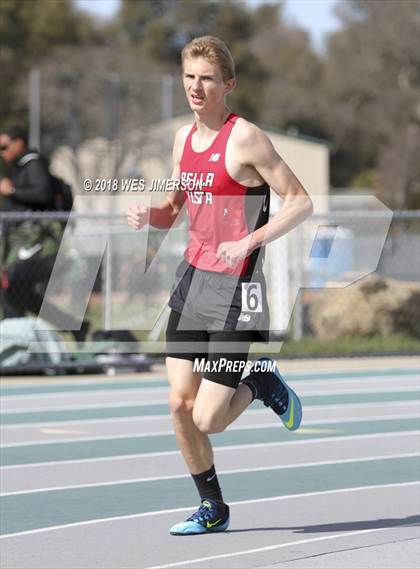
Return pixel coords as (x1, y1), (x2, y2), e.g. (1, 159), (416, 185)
(182, 56), (234, 114)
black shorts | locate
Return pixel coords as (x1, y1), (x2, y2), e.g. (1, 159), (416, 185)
(168, 260), (270, 341)
(166, 309), (254, 389)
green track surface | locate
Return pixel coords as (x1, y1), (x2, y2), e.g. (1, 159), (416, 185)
(1, 367), (418, 396)
(1, 456), (419, 535)
(2, 417), (419, 466)
(2, 390), (419, 425)
(2, 366), (420, 541)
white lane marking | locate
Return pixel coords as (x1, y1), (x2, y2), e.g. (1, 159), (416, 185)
(3, 400), (419, 430)
(0, 378), (167, 390)
(1, 398), (169, 413)
(1, 386), (170, 403)
(3, 383), (420, 413)
(1, 453), (418, 497)
(39, 428), (88, 435)
(1, 413), (419, 448)
(144, 526), (420, 569)
(1, 482), (418, 540)
(3, 375), (419, 404)
(2, 368), (418, 391)
(1, 431), (419, 470)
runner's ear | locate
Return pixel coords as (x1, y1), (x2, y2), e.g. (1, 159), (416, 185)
(224, 78), (236, 95)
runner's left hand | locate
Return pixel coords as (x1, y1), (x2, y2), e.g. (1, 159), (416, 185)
(216, 236), (253, 268)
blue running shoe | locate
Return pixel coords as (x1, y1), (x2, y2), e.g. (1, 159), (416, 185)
(169, 499), (230, 536)
(255, 357), (302, 431)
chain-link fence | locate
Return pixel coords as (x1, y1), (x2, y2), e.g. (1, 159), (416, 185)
(293, 209), (420, 342)
(1, 208), (419, 362)
(2, 70), (417, 372)
(30, 68), (187, 162)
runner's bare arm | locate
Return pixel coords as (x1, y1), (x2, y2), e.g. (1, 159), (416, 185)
(239, 123), (313, 252)
(216, 123), (313, 267)
(127, 127), (188, 230)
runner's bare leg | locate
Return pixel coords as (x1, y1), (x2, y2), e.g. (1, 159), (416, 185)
(192, 379), (253, 433)
(166, 357), (214, 473)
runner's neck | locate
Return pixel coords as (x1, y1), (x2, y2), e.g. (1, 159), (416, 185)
(193, 107), (232, 144)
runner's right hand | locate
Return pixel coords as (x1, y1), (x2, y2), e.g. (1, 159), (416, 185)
(127, 203), (149, 230)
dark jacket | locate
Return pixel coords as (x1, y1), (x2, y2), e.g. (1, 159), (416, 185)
(1, 150), (53, 212)
(1, 151), (61, 266)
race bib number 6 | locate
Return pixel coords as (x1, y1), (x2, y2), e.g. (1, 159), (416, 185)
(241, 282), (263, 312)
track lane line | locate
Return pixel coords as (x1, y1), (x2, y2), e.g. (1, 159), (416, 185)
(1, 431), (418, 469)
(2, 367), (418, 392)
(3, 432), (418, 495)
(2, 452), (418, 496)
(1, 482), (418, 540)
(2, 412), (419, 448)
(143, 525), (420, 569)
(2, 399), (420, 429)
(3, 384), (419, 413)
(3, 375), (419, 406)
(2, 399), (418, 431)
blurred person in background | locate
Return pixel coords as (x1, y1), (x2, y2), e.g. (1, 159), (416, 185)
(0, 126), (89, 343)
(0, 126), (52, 210)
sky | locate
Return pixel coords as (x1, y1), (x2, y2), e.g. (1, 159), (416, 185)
(76, 0), (341, 51)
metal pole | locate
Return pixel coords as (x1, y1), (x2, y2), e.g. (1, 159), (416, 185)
(161, 74), (173, 122)
(29, 68), (41, 150)
(102, 238), (113, 330)
(292, 225), (304, 341)
(108, 72), (121, 141)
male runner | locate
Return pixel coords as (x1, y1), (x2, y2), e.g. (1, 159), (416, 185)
(127, 36), (313, 535)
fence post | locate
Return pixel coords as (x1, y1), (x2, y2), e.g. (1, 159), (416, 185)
(161, 74), (173, 122)
(102, 235), (113, 330)
(292, 224), (304, 341)
(29, 68), (41, 150)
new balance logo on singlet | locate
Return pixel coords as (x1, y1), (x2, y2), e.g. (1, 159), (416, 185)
(209, 153), (221, 162)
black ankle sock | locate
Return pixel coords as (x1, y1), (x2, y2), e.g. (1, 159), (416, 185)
(242, 370), (287, 402)
(241, 370), (269, 401)
(191, 464), (224, 503)
(241, 378), (258, 401)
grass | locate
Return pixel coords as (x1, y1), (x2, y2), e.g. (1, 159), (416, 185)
(2, 298), (418, 359)
(278, 334), (420, 358)
(55, 300), (420, 358)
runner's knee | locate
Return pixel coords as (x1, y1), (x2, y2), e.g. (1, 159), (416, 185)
(169, 393), (195, 417)
(192, 408), (225, 434)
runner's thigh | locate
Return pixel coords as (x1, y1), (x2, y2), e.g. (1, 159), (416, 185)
(165, 309), (208, 400)
(166, 357), (203, 401)
(193, 330), (253, 417)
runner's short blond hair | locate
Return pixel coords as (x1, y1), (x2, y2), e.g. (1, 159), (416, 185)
(181, 36), (235, 82)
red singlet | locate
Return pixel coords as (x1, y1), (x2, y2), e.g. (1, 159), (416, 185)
(179, 113), (269, 277)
